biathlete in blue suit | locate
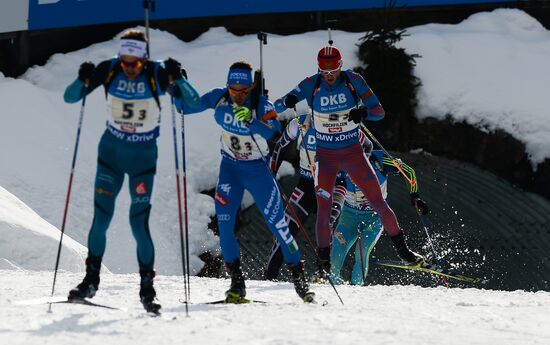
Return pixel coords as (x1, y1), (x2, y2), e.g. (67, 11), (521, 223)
(330, 149), (430, 285)
(63, 29), (200, 313)
(177, 61), (314, 302)
(275, 46), (424, 273)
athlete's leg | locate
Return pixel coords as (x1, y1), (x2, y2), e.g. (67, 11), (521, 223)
(351, 212), (383, 285)
(265, 178), (315, 279)
(330, 206), (359, 284)
(215, 159), (245, 264)
(127, 144), (158, 270)
(343, 144), (400, 237)
(245, 162), (301, 266)
(314, 147), (342, 250)
(87, 135), (124, 258)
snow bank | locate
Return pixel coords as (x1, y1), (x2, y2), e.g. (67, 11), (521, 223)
(0, 186), (87, 272)
(398, 9), (550, 165)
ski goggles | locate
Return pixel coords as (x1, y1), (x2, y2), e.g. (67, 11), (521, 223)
(319, 67), (341, 76)
(120, 59), (143, 69)
(228, 86), (252, 97)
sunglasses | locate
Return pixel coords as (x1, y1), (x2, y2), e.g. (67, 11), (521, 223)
(120, 59), (143, 69)
(319, 67), (341, 76)
(228, 86), (252, 97)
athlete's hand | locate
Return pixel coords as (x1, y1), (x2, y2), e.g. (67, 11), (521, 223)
(349, 107), (367, 124)
(283, 94), (298, 108)
(410, 193), (429, 215)
(164, 58), (183, 80)
(234, 106), (252, 124)
(78, 62), (95, 83)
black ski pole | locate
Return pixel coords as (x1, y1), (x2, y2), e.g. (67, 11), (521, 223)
(180, 100), (192, 306)
(143, 0), (155, 57)
(49, 88), (88, 312)
(169, 92), (189, 316)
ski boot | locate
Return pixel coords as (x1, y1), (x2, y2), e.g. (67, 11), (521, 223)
(68, 256), (101, 300)
(139, 269), (161, 315)
(288, 261), (315, 303)
(224, 260), (247, 303)
(390, 231), (424, 265)
(310, 247), (331, 283)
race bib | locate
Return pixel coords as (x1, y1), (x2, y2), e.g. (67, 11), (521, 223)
(220, 131), (268, 161)
(313, 109), (357, 134)
(108, 97), (159, 133)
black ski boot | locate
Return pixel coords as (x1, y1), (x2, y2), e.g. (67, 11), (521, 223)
(288, 261), (315, 303)
(139, 269), (161, 315)
(311, 247), (331, 283)
(68, 256), (101, 300)
(225, 260), (247, 303)
(390, 231), (424, 265)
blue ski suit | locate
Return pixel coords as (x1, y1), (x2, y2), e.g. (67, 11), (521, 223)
(64, 57), (200, 270)
(178, 88), (302, 266)
(330, 150), (421, 285)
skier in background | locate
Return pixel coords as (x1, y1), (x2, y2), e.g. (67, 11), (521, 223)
(275, 45), (424, 275)
(264, 109), (347, 281)
(330, 148), (429, 285)
(63, 29), (200, 313)
(177, 61), (314, 303)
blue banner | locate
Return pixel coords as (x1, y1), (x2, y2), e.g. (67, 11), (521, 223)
(28, 0), (514, 31)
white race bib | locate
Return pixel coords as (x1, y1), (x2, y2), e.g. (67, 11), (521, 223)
(313, 109), (358, 135)
(107, 97), (159, 133)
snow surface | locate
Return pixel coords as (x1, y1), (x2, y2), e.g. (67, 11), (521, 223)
(0, 9), (548, 276)
(2, 270), (550, 345)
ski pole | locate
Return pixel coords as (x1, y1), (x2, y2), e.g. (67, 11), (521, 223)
(49, 88), (88, 312)
(357, 226), (366, 285)
(326, 19), (338, 46)
(257, 32), (267, 95)
(293, 108), (316, 178)
(360, 122), (416, 186)
(180, 100), (192, 306)
(248, 133), (344, 305)
(143, 0), (155, 57)
(169, 93), (189, 316)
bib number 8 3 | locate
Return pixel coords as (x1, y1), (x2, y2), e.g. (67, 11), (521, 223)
(230, 136), (252, 152)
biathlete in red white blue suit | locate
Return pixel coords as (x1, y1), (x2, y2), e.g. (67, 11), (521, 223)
(274, 46), (424, 273)
(177, 61), (314, 303)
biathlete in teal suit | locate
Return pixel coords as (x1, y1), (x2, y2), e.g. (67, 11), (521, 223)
(63, 29), (200, 313)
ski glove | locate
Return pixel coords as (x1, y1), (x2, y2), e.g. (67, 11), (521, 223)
(78, 62), (95, 82)
(410, 193), (429, 215)
(284, 94), (298, 108)
(349, 107), (367, 124)
(164, 58), (183, 80)
(234, 106), (252, 124)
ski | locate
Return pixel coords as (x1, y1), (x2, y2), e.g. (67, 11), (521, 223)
(205, 298), (267, 305)
(376, 260), (481, 283)
(15, 296), (125, 311)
